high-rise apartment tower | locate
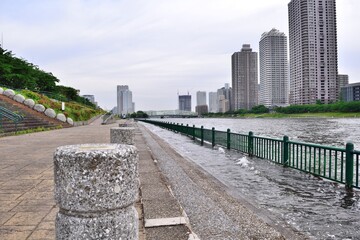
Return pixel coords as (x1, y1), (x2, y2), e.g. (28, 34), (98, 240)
(196, 91), (207, 106)
(232, 44), (258, 110)
(259, 28), (289, 107)
(117, 85), (134, 115)
(288, 0), (338, 104)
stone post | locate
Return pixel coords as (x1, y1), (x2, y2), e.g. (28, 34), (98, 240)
(110, 127), (135, 145)
(54, 144), (139, 240)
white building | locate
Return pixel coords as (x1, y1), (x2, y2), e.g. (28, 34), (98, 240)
(117, 85), (134, 115)
(288, 0), (338, 104)
(208, 92), (218, 113)
(196, 91), (207, 106)
(259, 28), (289, 107)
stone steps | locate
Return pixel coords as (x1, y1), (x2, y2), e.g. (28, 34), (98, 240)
(0, 94), (71, 134)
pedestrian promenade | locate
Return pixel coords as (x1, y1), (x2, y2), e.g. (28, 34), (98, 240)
(0, 118), (304, 239)
(0, 118), (116, 239)
(0, 118), (194, 240)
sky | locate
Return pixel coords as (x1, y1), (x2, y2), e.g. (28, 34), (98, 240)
(1, 0), (359, 111)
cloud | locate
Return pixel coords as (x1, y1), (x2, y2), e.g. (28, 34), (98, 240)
(1, 0), (359, 110)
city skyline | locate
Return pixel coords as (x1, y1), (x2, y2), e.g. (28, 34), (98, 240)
(0, 0), (359, 110)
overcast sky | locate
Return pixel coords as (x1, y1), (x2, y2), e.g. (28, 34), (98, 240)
(1, 0), (359, 111)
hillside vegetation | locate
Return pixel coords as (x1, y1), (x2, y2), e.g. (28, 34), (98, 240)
(0, 47), (104, 121)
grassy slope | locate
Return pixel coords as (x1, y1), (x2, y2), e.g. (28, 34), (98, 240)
(1, 87), (104, 121)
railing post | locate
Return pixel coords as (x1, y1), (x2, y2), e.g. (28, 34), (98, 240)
(192, 125), (195, 140)
(186, 124), (189, 136)
(345, 142), (354, 189)
(283, 136), (289, 167)
(248, 131), (254, 156)
(227, 129), (231, 150)
(201, 126), (204, 146)
(212, 127), (215, 147)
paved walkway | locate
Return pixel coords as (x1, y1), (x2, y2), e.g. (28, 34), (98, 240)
(0, 118), (116, 239)
(0, 118), (304, 239)
(0, 118), (194, 240)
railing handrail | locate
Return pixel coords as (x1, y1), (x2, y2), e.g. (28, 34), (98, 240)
(139, 119), (360, 189)
(288, 140), (345, 152)
(102, 113), (116, 125)
(0, 106), (24, 122)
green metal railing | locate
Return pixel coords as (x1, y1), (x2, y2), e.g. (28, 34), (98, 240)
(0, 106), (24, 133)
(139, 119), (360, 189)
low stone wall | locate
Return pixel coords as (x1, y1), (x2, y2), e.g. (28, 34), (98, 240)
(54, 144), (139, 239)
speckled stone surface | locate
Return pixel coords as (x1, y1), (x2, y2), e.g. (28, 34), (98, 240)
(13, 94), (25, 103)
(54, 144), (139, 239)
(54, 143), (139, 211)
(0, 87), (3, 94)
(56, 113), (67, 122)
(3, 89), (15, 98)
(34, 103), (46, 112)
(110, 127), (135, 145)
(67, 117), (74, 125)
(24, 98), (35, 108)
(45, 108), (56, 118)
(56, 205), (138, 240)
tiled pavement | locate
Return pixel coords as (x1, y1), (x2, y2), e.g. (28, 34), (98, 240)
(0, 118), (119, 239)
(0, 118), (192, 240)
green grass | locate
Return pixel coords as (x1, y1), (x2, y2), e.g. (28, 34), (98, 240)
(1, 86), (105, 121)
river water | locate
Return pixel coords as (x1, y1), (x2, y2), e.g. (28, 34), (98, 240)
(140, 118), (360, 240)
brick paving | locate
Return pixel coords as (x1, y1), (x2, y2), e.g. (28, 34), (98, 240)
(0, 118), (117, 240)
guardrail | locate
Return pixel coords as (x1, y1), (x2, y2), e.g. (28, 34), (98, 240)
(101, 112), (116, 125)
(0, 106), (24, 133)
(139, 119), (360, 189)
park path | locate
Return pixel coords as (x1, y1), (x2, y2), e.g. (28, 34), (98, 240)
(0, 118), (114, 240)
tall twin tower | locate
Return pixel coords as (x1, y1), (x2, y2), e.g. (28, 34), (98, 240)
(232, 0), (338, 110)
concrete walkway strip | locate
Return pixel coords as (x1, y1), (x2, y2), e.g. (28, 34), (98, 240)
(144, 217), (187, 227)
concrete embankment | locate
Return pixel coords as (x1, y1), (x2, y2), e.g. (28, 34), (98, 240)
(136, 122), (306, 240)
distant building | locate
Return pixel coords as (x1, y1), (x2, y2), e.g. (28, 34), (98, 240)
(232, 44), (258, 110)
(342, 82), (360, 102)
(117, 85), (134, 115)
(338, 74), (349, 99)
(196, 91), (207, 106)
(288, 0), (338, 104)
(208, 92), (218, 113)
(218, 95), (230, 113)
(195, 105), (208, 116)
(217, 83), (232, 113)
(82, 95), (95, 104)
(259, 28), (289, 107)
(178, 94), (191, 111)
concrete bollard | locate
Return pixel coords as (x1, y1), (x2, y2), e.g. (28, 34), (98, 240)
(111, 127), (135, 145)
(54, 144), (139, 240)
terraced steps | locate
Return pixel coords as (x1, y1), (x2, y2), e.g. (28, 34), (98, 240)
(0, 94), (71, 135)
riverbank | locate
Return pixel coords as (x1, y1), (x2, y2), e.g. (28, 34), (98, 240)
(206, 111), (360, 119)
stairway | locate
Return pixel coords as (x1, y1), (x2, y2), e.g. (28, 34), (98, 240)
(0, 94), (71, 135)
